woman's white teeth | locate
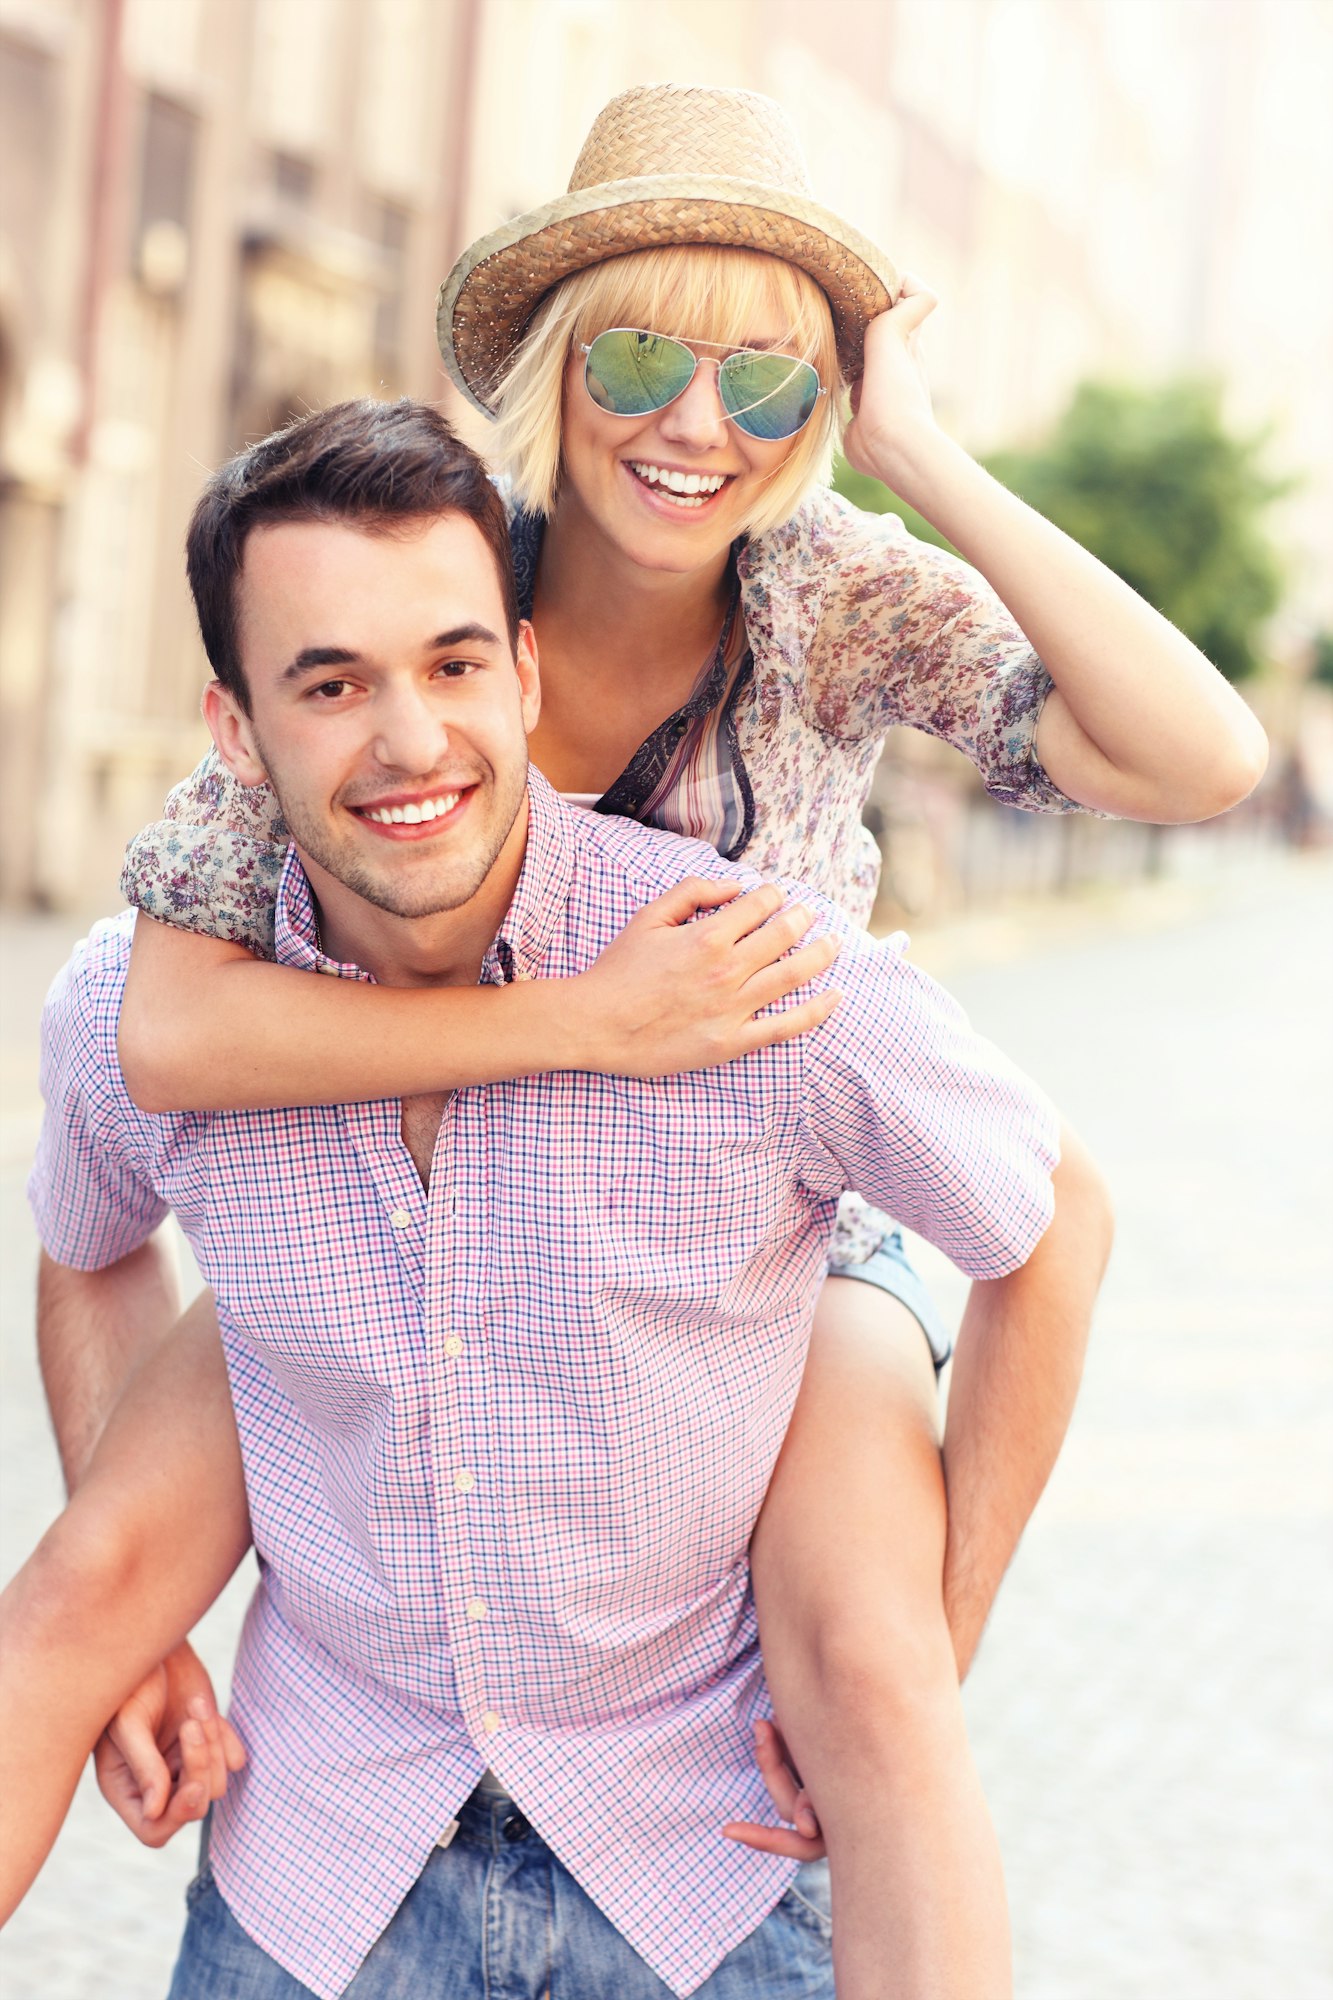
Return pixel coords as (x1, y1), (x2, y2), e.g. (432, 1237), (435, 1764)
(364, 792), (460, 826)
(629, 462), (728, 504)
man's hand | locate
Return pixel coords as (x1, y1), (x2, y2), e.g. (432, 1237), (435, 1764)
(721, 1718), (826, 1861)
(572, 880), (842, 1076)
(94, 1640), (245, 1846)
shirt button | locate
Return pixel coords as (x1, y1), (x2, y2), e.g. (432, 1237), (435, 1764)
(389, 1209), (412, 1229)
(443, 1337), (464, 1358)
(466, 1597), (488, 1621)
(481, 1709), (502, 1735)
(453, 1470), (476, 1494)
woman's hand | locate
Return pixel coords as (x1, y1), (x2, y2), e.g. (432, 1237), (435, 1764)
(94, 1640), (246, 1847)
(569, 879), (842, 1077)
(841, 273), (940, 488)
(721, 1717), (826, 1860)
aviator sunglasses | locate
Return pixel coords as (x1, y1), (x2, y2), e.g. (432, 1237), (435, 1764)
(580, 327), (826, 442)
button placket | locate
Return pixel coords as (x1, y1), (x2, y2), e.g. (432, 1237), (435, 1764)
(424, 1090), (498, 1740)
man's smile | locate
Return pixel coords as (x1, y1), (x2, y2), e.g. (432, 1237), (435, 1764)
(346, 784), (476, 840)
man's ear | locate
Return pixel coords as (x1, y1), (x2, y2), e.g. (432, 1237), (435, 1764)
(202, 680), (270, 787)
(515, 619), (541, 738)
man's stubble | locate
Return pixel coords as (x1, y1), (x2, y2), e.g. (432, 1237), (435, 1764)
(251, 726), (530, 923)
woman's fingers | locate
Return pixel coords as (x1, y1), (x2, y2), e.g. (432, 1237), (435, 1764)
(741, 933), (840, 1009)
(719, 1720), (827, 1859)
(219, 1714), (248, 1774)
(730, 899), (815, 970)
(720, 1819), (826, 1861)
(744, 988), (843, 1050)
(101, 1695), (173, 1820)
(186, 1696), (231, 1802)
(705, 882), (788, 945)
(638, 875), (744, 927)
(890, 270), (939, 329)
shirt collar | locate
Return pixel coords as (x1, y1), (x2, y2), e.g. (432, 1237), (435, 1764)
(271, 768), (576, 989)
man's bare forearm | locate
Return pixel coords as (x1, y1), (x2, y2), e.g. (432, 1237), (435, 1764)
(942, 1123), (1113, 1677)
(37, 1235), (182, 1490)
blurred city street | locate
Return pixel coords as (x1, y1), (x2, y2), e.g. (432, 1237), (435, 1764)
(1, 848), (1330, 1998)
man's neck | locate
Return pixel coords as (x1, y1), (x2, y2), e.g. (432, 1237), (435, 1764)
(302, 797), (530, 991)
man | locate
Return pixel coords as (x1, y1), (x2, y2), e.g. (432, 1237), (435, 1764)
(25, 401), (1110, 1995)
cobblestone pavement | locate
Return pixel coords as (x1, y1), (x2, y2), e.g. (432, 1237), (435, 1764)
(2, 854), (1330, 1998)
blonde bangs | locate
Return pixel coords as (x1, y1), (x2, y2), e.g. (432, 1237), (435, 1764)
(492, 245), (841, 534)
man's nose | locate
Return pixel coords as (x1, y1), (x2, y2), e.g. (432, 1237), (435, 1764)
(371, 685), (446, 774)
(658, 360), (730, 450)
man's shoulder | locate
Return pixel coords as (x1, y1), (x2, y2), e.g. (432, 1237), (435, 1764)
(39, 911), (154, 1117)
(559, 800), (873, 997)
(44, 911), (137, 1034)
(568, 806), (763, 902)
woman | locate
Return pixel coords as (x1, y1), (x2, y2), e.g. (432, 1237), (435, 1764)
(18, 84), (1261, 1993)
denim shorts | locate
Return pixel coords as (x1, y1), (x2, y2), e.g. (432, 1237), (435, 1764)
(827, 1223), (952, 1371)
(167, 1791), (833, 1997)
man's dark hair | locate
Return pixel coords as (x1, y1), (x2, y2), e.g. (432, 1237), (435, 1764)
(186, 399), (520, 712)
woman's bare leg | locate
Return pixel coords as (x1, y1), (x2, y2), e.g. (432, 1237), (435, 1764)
(747, 1278), (1011, 2000)
(0, 1294), (249, 1923)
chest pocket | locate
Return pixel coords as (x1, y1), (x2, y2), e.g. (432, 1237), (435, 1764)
(197, 1110), (425, 1408)
(590, 1070), (800, 1304)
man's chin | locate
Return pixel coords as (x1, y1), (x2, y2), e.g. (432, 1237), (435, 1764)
(323, 854), (488, 921)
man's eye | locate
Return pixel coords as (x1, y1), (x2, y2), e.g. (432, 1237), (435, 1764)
(435, 659), (481, 678)
(311, 679), (351, 698)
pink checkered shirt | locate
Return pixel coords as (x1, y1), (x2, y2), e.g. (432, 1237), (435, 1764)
(31, 774), (1058, 1997)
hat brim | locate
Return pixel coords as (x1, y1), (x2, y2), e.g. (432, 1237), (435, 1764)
(437, 175), (900, 417)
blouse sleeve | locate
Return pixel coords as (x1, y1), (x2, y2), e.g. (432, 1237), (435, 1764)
(780, 489), (1086, 815)
(118, 749), (288, 956)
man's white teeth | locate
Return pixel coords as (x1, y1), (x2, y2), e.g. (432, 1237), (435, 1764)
(629, 462), (728, 506)
(364, 792), (460, 826)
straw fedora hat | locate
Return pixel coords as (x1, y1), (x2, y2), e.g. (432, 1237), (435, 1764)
(437, 82), (900, 418)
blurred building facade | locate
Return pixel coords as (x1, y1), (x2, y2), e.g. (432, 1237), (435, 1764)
(1, 0), (1328, 911)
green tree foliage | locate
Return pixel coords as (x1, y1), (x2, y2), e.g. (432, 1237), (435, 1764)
(834, 379), (1288, 682)
(1311, 630), (1333, 688)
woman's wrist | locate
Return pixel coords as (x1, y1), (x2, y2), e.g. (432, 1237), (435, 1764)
(862, 422), (974, 521)
(502, 974), (591, 1077)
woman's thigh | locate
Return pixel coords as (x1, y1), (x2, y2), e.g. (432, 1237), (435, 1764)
(750, 1274), (948, 1636)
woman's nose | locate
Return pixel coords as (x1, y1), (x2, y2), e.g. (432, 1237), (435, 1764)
(658, 359), (730, 449)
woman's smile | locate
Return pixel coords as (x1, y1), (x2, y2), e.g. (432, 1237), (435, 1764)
(620, 455), (738, 518)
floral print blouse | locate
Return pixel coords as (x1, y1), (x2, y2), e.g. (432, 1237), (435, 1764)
(122, 486), (1077, 952)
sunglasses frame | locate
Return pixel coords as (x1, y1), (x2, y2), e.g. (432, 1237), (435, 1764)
(579, 327), (827, 441)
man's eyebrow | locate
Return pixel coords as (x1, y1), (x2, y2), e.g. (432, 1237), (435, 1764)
(278, 625), (504, 684)
(280, 646), (361, 684)
(427, 622), (504, 650)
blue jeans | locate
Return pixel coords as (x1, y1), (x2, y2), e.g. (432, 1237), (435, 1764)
(168, 1790), (833, 1997)
(828, 1226), (951, 1370)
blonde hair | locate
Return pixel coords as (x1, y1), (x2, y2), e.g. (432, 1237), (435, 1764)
(491, 245), (841, 539)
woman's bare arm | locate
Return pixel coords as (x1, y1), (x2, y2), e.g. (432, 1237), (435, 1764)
(0, 1295), (249, 1921)
(119, 878), (842, 1113)
(846, 283), (1268, 822)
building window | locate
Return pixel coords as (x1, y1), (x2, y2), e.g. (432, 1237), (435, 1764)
(136, 93), (197, 295)
(272, 151), (316, 208)
(365, 196), (410, 368)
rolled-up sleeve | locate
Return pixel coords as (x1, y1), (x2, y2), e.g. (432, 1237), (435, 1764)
(797, 491), (1086, 816)
(119, 747), (288, 956)
(795, 918), (1060, 1278)
(28, 926), (170, 1269)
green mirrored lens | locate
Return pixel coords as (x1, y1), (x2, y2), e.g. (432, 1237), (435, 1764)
(584, 330), (696, 417)
(718, 353), (821, 440)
